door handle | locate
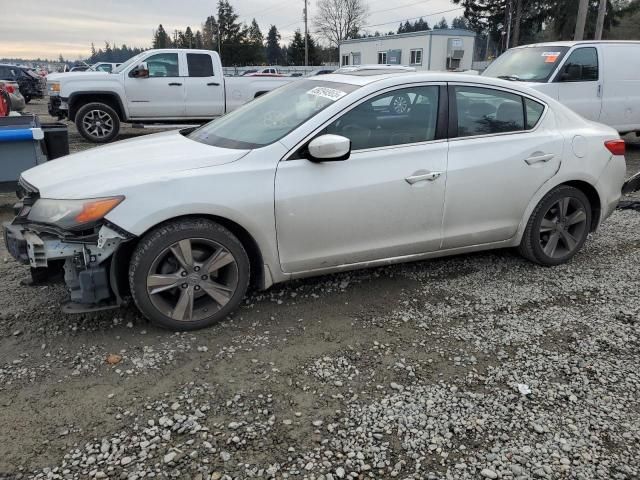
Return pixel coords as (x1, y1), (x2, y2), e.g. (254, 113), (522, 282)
(525, 153), (555, 165)
(168, 82), (183, 86)
(405, 171), (442, 185)
(207, 82), (220, 86)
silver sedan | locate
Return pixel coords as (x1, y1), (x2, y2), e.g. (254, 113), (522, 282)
(5, 67), (628, 330)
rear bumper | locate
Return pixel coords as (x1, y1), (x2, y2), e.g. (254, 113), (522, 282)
(622, 171), (640, 195)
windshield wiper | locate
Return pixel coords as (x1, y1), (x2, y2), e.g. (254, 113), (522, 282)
(497, 75), (524, 82)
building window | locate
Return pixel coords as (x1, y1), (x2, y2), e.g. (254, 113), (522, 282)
(410, 49), (423, 65)
(352, 53), (362, 65)
(341, 54), (350, 66)
(377, 51), (388, 64)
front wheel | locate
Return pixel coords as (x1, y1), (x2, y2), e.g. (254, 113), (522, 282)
(75, 102), (120, 143)
(129, 219), (250, 331)
(519, 186), (592, 266)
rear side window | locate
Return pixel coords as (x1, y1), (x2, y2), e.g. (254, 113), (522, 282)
(556, 47), (598, 82)
(525, 98), (545, 129)
(188, 54), (214, 77)
(454, 86), (524, 137)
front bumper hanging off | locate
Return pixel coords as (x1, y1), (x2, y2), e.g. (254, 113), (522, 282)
(3, 219), (131, 313)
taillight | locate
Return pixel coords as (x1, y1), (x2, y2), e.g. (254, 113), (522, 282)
(2, 84), (15, 94)
(604, 139), (625, 156)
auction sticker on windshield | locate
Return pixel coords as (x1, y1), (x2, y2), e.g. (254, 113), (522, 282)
(307, 86), (347, 102)
(542, 52), (561, 63)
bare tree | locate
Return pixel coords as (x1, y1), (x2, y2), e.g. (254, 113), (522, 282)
(314, 0), (369, 48)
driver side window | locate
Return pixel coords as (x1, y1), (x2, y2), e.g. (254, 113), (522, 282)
(146, 53), (179, 78)
(326, 86), (439, 151)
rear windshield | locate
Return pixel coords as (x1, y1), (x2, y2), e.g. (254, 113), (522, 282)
(483, 46), (570, 82)
(188, 80), (360, 149)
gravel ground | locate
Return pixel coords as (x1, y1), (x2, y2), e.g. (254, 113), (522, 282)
(0, 100), (639, 479)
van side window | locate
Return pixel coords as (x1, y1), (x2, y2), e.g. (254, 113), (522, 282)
(557, 48), (598, 82)
(454, 86), (525, 137)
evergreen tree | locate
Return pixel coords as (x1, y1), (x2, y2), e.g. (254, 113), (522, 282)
(434, 17), (449, 29)
(202, 16), (219, 51)
(183, 26), (195, 48)
(288, 30), (306, 66)
(414, 18), (431, 31)
(452, 16), (470, 29)
(153, 24), (172, 49)
(195, 31), (204, 49)
(247, 19), (266, 63)
(266, 25), (282, 64)
(217, 0), (244, 64)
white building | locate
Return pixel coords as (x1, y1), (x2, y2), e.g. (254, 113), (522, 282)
(339, 29), (476, 71)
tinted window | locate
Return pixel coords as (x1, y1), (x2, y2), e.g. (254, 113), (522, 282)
(525, 98), (545, 129)
(455, 86), (524, 137)
(557, 47), (598, 82)
(187, 54), (214, 77)
(146, 53), (179, 77)
(326, 86), (439, 150)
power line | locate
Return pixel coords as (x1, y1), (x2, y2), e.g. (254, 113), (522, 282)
(361, 6), (464, 30)
(369, 0), (436, 17)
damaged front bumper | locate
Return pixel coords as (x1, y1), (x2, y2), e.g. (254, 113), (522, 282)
(3, 218), (132, 313)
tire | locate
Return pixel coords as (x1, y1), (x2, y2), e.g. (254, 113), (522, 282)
(75, 102), (120, 143)
(390, 93), (411, 115)
(519, 186), (592, 266)
(24, 95), (31, 104)
(129, 218), (250, 331)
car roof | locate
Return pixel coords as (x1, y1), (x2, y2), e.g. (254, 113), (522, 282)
(513, 40), (640, 48)
(316, 71), (540, 93)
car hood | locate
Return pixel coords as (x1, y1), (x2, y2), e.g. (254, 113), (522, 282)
(47, 72), (109, 82)
(21, 130), (250, 199)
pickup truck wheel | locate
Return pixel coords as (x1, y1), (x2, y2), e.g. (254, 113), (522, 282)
(75, 102), (120, 143)
(129, 219), (250, 331)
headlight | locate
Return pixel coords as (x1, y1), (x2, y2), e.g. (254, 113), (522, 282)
(48, 82), (61, 95)
(28, 197), (124, 230)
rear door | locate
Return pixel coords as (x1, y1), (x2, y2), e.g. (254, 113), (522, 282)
(183, 52), (225, 118)
(599, 44), (640, 132)
(553, 46), (602, 121)
(124, 52), (185, 118)
(443, 84), (563, 249)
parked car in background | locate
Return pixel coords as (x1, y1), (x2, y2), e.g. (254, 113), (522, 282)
(0, 85), (11, 116)
(69, 65), (90, 72)
(5, 68), (627, 330)
(47, 49), (297, 143)
(89, 62), (122, 73)
(482, 41), (640, 135)
(0, 64), (45, 103)
(307, 68), (337, 76)
(0, 80), (25, 111)
(240, 69), (258, 76)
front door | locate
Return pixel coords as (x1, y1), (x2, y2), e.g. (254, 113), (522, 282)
(554, 46), (602, 121)
(443, 84), (563, 249)
(275, 85), (448, 273)
(124, 52), (185, 118)
(183, 52), (225, 118)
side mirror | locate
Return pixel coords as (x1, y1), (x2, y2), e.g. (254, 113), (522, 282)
(307, 134), (351, 162)
(130, 63), (149, 78)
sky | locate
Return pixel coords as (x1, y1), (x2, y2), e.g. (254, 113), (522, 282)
(0, 0), (464, 60)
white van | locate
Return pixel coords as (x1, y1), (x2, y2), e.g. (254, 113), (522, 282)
(483, 41), (640, 135)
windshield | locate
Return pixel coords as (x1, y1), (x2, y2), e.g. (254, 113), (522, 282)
(483, 46), (570, 82)
(188, 80), (360, 149)
(113, 53), (146, 74)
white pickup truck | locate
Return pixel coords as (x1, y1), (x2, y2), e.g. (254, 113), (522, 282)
(47, 49), (296, 143)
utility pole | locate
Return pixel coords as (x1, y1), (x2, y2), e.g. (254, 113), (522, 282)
(505, 0), (513, 51)
(304, 0), (309, 66)
(574, 0), (589, 40)
(594, 0), (607, 40)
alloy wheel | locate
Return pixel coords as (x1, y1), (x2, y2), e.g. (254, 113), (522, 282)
(82, 110), (114, 139)
(146, 238), (239, 322)
(391, 95), (409, 114)
(539, 197), (588, 259)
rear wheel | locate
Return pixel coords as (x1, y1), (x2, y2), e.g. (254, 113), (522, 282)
(75, 102), (120, 143)
(129, 219), (250, 331)
(23, 94), (31, 104)
(519, 186), (591, 266)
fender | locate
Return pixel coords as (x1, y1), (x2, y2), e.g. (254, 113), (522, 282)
(68, 91), (128, 121)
